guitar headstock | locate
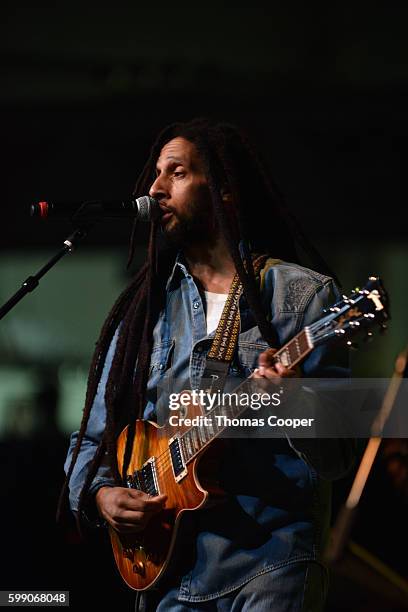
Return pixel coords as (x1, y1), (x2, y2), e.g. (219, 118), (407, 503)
(310, 276), (390, 348)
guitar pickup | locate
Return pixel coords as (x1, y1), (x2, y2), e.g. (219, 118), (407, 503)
(169, 436), (187, 483)
(127, 458), (160, 496)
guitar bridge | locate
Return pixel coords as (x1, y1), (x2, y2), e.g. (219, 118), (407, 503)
(169, 435), (187, 483)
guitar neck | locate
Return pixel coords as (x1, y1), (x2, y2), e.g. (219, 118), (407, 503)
(179, 328), (314, 463)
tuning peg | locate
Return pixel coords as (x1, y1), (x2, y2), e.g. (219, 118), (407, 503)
(346, 340), (359, 350)
(379, 324), (388, 334)
(363, 331), (374, 343)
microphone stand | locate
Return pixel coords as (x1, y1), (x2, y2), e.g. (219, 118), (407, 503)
(0, 224), (93, 321)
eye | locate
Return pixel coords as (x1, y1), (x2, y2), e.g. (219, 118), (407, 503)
(173, 170), (185, 177)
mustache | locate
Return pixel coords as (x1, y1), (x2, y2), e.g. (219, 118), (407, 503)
(159, 203), (175, 214)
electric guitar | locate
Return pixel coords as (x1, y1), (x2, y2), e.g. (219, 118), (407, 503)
(109, 276), (389, 590)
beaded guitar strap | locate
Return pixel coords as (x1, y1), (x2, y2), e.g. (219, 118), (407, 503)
(201, 254), (280, 393)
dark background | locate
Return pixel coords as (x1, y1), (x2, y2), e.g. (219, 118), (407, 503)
(0, 3), (407, 610)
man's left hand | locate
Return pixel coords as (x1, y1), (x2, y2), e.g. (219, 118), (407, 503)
(253, 348), (301, 381)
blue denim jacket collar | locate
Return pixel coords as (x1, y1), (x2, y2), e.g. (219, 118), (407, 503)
(164, 246), (258, 337)
(165, 241), (257, 292)
(165, 251), (189, 291)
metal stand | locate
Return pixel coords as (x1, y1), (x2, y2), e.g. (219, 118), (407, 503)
(325, 346), (408, 564)
(0, 224), (93, 321)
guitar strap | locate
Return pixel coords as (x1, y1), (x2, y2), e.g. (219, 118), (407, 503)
(201, 255), (280, 394)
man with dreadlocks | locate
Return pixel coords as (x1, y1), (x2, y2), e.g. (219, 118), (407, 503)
(61, 118), (354, 611)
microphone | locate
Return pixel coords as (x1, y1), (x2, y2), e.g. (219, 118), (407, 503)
(30, 196), (161, 222)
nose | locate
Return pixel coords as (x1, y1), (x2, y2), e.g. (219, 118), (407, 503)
(149, 174), (168, 200)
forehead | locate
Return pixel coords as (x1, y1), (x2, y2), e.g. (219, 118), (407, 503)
(156, 137), (200, 167)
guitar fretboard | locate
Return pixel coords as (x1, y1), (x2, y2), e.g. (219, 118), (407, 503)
(179, 328), (314, 462)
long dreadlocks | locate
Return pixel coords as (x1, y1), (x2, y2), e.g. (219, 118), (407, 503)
(57, 117), (334, 529)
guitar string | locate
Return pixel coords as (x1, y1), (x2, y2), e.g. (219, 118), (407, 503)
(127, 367), (277, 475)
(126, 295), (372, 482)
(146, 333), (368, 478)
(128, 330), (321, 477)
(127, 359), (309, 479)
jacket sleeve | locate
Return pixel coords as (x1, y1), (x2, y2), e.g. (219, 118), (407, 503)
(285, 279), (357, 480)
(64, 327), (120, 516)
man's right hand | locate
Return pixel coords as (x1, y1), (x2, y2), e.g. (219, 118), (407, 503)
(95, 486), (167, 534)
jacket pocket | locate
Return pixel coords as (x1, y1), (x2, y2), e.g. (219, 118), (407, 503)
(145, 340), (175, 414)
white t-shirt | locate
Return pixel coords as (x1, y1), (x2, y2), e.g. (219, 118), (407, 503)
(203, 291), (228, 335)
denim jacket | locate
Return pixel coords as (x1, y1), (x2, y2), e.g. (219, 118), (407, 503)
(65, 256), (353, 602)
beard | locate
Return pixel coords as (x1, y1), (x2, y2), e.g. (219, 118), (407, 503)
(161, 198), (216, 248)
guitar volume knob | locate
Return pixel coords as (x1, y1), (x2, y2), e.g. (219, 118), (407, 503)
(133, 560), (146, 576)
(132, 546), (147, 576)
